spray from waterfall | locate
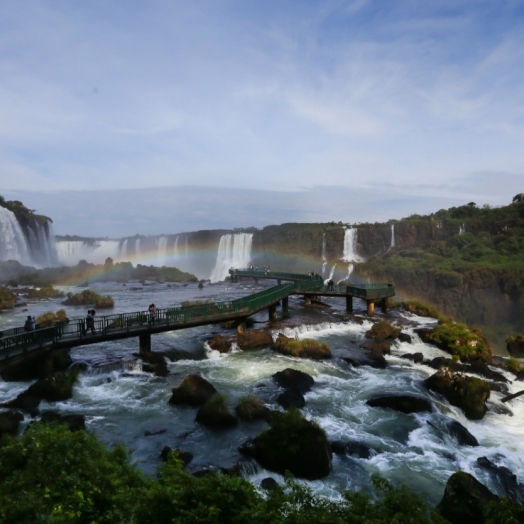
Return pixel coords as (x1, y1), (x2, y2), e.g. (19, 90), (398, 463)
(185, 236), (189, 258)
(210, 233), (253, 282)
(0, 206), (32, 264)
(338, 263), (354, 284)
(157, 236), (168, 265)
(325, 263), (337, 284)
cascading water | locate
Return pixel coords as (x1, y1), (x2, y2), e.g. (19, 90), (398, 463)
(390, 224), (395, 248)
(0, 206), (59, 267)
(342, 228), (365, 262)
(57, 240), (121, 266)
(325, 263), (336, 283)
(210, 233), (253, 282)
(459, 223), (466, 235)
(157, 236), (168, 266)
(0, 206), (32, 264)
(321, 233), (327, 277)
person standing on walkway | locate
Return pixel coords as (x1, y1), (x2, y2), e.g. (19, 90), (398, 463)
(86, 310), (96, 334)
(148, 303), (157, 325)
(24, 315), (36, 332)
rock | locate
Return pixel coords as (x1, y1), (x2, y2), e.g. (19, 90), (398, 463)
(139, 351), (169, 376)
(207, 335), (232, 353)
(195, 396), (238, 428)
(414, 328), (433, 343)
(272, 368), (314, 393)
(400, 352), (424, 363)
(248, 410), (332, 480)
(365, 321), (401, 340)
(144, 428), (167, 436)
(272, 333), (331, 360)
(507, 337), (524, 358)
(398, 332), (412, 343)
(360, 340), (391, 355)
(424, 369), (490, 420)
(366, 394), (433, 414)
(476, 456), (524, 505)
(2, 394), (41, 415)
(261, 477), (279, 491)
(235, 396), (270, 422)
(343, 347), (387, 369)
(39, 411), (86, 432)
(277, 389), (305, 409)
(446, 419), (479, 447)
(168, 374), (217, 406)
(437, 471), (499, 523)
(0, 410), (23, 437)
(237, 330), (273, 349)
(468, 361), (509, 383)
(427, 357), (467, 372)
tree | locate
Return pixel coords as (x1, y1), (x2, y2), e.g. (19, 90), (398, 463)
(512, 193), (524, 203)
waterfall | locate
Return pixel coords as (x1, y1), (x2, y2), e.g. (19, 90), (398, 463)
(325, 263), (336, 284)
(185, 235), (189, 258)
(173, 236), (179, 260)
(321, 233), (327, 277)
(157, 236), (168, 266)
(337, 263), (354, 284)
(210, 233), (253, 282)
(342, 228), (364, 262)
(56, 240), (121, 266)
(0, 206), (32, 264)
(390, 224), (395, 248)
(459, 223), (466, 235)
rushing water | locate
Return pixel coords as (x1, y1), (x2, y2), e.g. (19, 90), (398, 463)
(1, 280), (524, 505)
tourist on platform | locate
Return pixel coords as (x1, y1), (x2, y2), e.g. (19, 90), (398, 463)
(149, 303), (157, 325)
(24, 315), (36, 331)
(328, 279), (334, 291)
(86, 310), (96, 334)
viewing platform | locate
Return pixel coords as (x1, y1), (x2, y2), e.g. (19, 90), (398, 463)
(0, 269), (395, 371)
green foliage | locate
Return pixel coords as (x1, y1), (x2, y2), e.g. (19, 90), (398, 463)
(506, 334), (524, 345)
(506, 357), (523, 374)
(27, 285), (65, 299)
(430, 323), (491, 362)
(397, 299), (451, 323)
(203, 393), (230, 413)
(63, 290), (114, 308)
(284, 338), (330, 357)
(36, 309), (68, 327)
(0, 286), (16, 309)
(236, 395), (268, 422)
(181, 299), (214, 307)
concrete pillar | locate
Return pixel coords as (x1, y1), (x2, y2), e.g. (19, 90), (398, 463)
(346, 295), (353, 312)
(381, 298), (388, 313)
(255, 278), (259, 285)
(366, 300), (375, 317)
(139, 333), (151, 354)
(268, 304), (276, 320)
(277, 279), (281, 285)
(304, 295), (312, 306)
(236, 321), (246, 334)
(282, 296), (289, 310)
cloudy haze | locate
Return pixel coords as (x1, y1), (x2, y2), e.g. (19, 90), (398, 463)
(1, 1), (523, 236)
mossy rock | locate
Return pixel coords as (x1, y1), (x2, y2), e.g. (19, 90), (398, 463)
(424, 369), (490, 420)
(365, 321), (401, 340)
(195, 394), (238, 428)
(250, 409), (332, 480)
(272, 334), (331, 360)
(168, 374), (217, 406)
(235, 395), (270, 422)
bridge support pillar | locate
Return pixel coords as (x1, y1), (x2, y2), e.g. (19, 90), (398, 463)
(237, 321), (246, 334)
(282, 296), (289, 310)
(304, 295), (312, 306)
(255, 278), (258, 285)
(268, 305), (276, 321)
(139, 333), (151, 354)
(366, 300), (375, 317)
(43, 351), (54, 377)
(381, 298), (388, 313)
(277, 279), (281, 285)
(346, 296), (353, 312)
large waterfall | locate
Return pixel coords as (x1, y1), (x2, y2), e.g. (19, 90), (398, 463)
(321, 233), (327, 276)
(210, 233), (253, 282)
(390, 224), (395, 248)
(342, 228), (364, 262)
(0, 206), (59, 267)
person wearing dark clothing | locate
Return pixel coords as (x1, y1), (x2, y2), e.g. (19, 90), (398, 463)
(24, 316), (35, 332)
(327, 279), (334, 291)
(86, 310), (96, 334)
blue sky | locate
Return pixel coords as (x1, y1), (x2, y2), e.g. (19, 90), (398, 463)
(1, 0), (523, 236)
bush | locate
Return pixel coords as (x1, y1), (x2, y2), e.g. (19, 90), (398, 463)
(36, 309), (68, 327)
(27, 286), (64, 299)
(62, 289), (114, 309)
(430, 323), (492, 362)
(506, 357), (523, 374)
(0, 286), (16, 309)
(236, 395), (269, 422)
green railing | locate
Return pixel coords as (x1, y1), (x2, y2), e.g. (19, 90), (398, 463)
(230, 268), (322, 282)
(0, 327), (59, 361)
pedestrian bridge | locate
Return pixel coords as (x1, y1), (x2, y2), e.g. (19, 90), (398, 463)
(0, 269), (394, 368)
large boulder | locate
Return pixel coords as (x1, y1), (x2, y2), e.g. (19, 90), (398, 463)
(360, 340), (391, 355)
(195, 395), (238, 428)
(277, 389), (305, 410)
(243, 409), (332, 480)
(437, 471), (499, 523)
(235, 396), (270, 422)
(272, 334), (331, 360)
(507, 335), (524, 358)
(237, 330), (273, 350)
(207, 335), (232, 353)
(446, 419), (479, 447)
(477, 456), (524, 505)
(272, 368), (314, 394)
(0, 411), (23, 437)
(365, 321), (401, 340)
(169, 374), (217, 406)
(424, 369), (490, 420)
(366, 394), (433, 414)
(138, 351), (169, 376)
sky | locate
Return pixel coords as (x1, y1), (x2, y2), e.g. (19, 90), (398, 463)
(1, 0), (523, 237)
